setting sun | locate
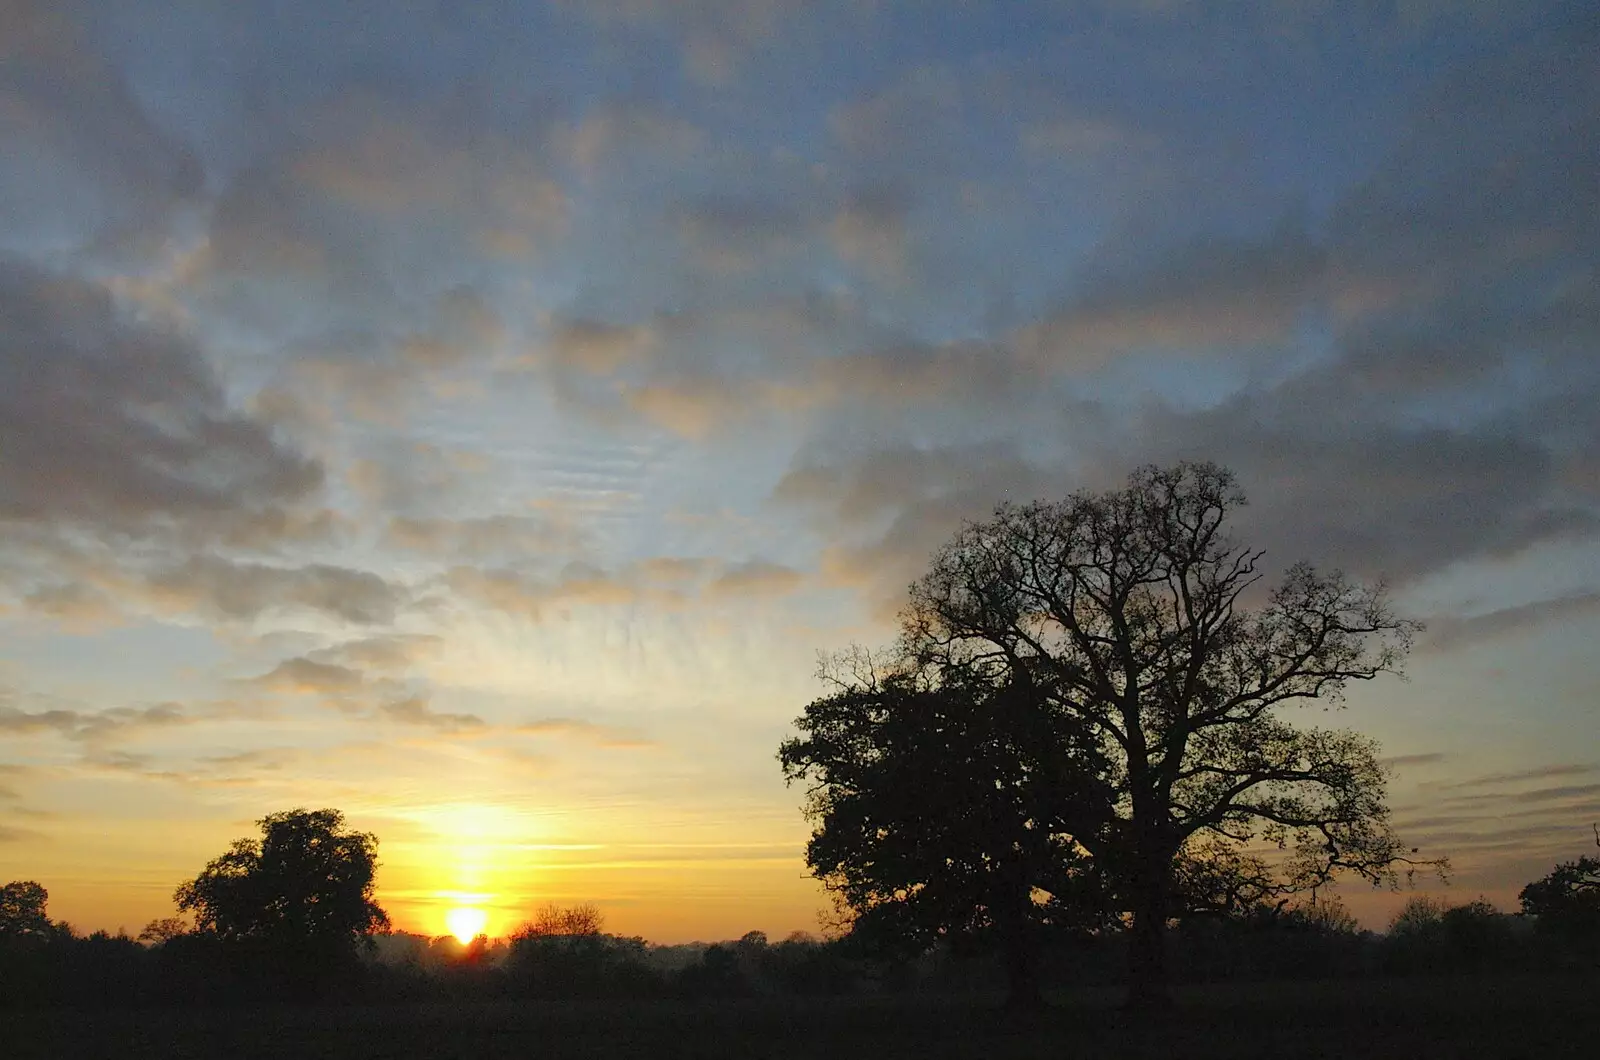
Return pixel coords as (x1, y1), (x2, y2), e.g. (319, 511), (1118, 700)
(445, 906), (489, 944)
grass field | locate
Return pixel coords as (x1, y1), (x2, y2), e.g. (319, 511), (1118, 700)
(5, 975), (1596, 1059)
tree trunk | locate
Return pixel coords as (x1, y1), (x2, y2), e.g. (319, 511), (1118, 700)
(1125, 874), (1172, 1010)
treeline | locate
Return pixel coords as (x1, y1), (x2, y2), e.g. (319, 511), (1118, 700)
(2, 892), (1596, 1009)
(3, 798), (1594, 1010)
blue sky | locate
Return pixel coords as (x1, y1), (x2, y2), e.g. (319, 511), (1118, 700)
(1, 0), (1597, 940)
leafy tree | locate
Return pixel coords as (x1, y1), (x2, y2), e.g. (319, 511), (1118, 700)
(137, 916), (190, 946)
(174, 808), (389, 976)
(0, 880), (51, 944)
(880, 461), (1429, 1005)
(1519, 826), (1600, 951)
(781, 652), (1112, 1007)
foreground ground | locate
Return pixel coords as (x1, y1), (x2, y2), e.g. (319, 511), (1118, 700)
(5, 975), (1597, 1059)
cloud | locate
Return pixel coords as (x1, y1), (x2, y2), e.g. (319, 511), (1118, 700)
(0, 700), (193, 742)
(309, 635), (442, 673)
(1422, 593), (1600, 653)
(0, 261), (323, 540)
(444, 554), (807, 621)
(1488, 781), (1600, 805)
(171, 92), (569, 420)
(1126, 407), (1594, 584)
(8, 548), (405, 629)
(141, 556), (408, 625)
(380, 694), (484, 733)
(444, 563), (649, 620)
(557, 0), (813, 86)
(516, 717), (653, 749)
(1440, 782), (1600, 807)
(768, 21), (1600, 613)
(552, 101), (705, 174)
(1382, 753), (1448, 769)
(773, 441), (1062, 615)
(708, 561), (803, 598)
(252, 658), (365, 698)
(0, 0), (202, 254)
(250, 653), (484, 733)
(1016, 224), (1327, 371)
(0, 823), (45, 844)
(385, 514), (590, 561)
(671, 195), (807, 274)
(347, 440), (485, 516)
(1436, 763), (1597, 791)
(545, 318), (662, 376)
(829, 187), (910, 278)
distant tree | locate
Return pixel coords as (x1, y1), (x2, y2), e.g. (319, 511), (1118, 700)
(1388, 894), (1449, 938)
(1439, 899), (1513, 968)
(862, 461), (1430, 1006)
(781, 654), (1112, 1008)
(1384, 895), (1515, 973)
(504, 904), (657, 998)
(0, 880), (52, 944)
(137, 916), (190, 946)
(174, 808), (389, 977)
(517, 901), (605, 938)
(1288, 895), (1362, 937)
(1519, 825), (1600, 949)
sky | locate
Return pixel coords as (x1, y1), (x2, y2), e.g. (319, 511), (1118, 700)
(1, 0), (1597, 942)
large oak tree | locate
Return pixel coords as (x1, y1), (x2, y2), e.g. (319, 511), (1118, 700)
(786, 461), (1430, 1007)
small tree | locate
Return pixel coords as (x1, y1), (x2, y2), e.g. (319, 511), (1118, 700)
(137, 916), (191, 946)
(1519, 825), (1600, 953)
(174, 808), (389, 980)
(0, 880), (51, 944)
(516, 901), (605, 938)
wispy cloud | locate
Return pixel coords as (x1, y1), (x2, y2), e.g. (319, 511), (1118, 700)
(0, 701), (195, 742)
(1423, 594), (1600, 653)
(1436, 763), (1597, 791)
(1383, 753), (1448, 769)
(515, 718), (655, 749)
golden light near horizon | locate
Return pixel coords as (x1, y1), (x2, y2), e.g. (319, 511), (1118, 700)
(445, 905), (489, 944)
(402, 804), (534, 937)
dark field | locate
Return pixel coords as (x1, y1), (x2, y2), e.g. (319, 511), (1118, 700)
(5, 976), (1596, 1059)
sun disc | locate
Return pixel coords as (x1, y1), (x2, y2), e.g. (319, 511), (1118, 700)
(446, 905), (488, 943)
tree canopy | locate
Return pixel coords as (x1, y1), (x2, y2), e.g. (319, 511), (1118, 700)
(1518, 826), (1600, 947)
(781, 652), (1112, 1006)
(783, 461), (1432, 1007)
(174, 808), (389, 963)
(0, 880), (51, 944)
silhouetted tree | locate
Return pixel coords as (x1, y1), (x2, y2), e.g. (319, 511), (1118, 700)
(137, 916), (190, 945)
(1519, 826), (1600, 956)
(504, 905), (659, 999)
(518, 901), (605, 938)
(0, 880), (51, 944)
(889, 461), (1429, 1006)
(781, 656), (1112, 1007)
(174, 808), (389, 992)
